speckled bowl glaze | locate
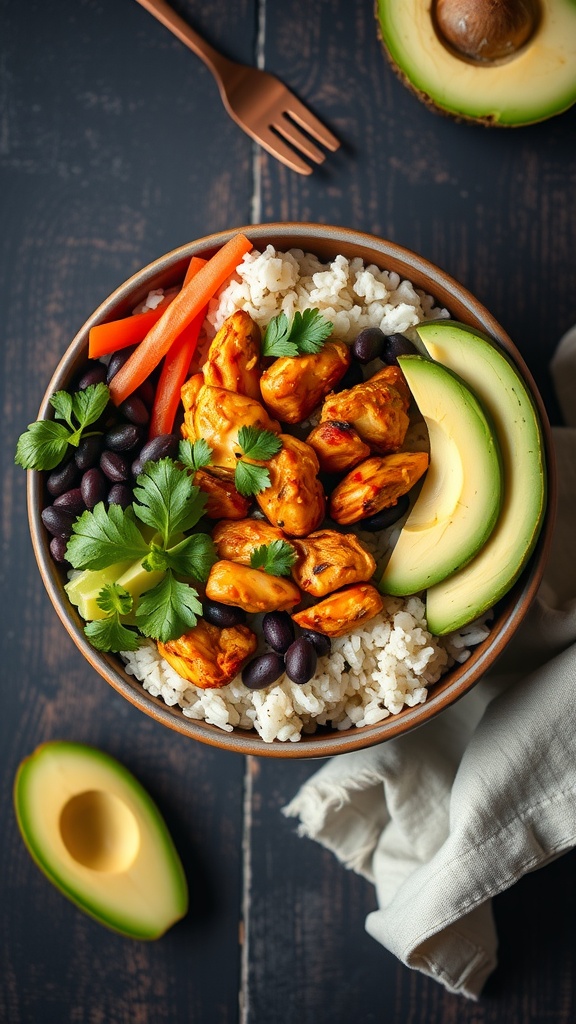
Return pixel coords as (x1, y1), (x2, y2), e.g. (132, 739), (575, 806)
(28, 223), (556, 758)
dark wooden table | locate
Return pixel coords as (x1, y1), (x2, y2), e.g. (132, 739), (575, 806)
(2, 1), (575, 1021)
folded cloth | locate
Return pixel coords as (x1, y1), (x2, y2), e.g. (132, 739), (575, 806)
(283, 329), (576, 999)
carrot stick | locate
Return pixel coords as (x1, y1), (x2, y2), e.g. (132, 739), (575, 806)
(148, 258), (208, 438)
(109, 233), (252, 406)
(88, 295), (173, 359)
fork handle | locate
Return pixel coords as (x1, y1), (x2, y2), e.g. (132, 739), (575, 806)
(134, 0), (235, 83)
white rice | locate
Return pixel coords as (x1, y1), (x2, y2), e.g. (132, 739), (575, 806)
(120, 246), (491, 743)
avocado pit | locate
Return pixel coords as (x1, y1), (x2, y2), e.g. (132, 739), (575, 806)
(433, 0), (541, 63)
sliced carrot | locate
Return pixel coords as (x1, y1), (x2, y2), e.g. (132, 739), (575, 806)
(109, 233), (252, 406)
(88, 295), (173, 359)
(148, 258), (208, 438)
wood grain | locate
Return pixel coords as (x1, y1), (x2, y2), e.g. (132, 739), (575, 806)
(1, 0), (575, 1020)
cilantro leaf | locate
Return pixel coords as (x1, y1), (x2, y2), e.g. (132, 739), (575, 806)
(262, 308), (333, 358)
(50, 390), (75, 426)
(66, 502), (150, 570)
(262, 312), (298, 358)
(289, 309), (334, 354)
(15, 420), (72, 470)
(83, 583), (140, 653)
(237, 426), (282, 461)
(234, 460), (271, 497)
(250, 540), (297, 576)
(133, 458), (207, 546)
(71, 383), (110, 428)
(178, 438), (213, 472)
(143, 534), (217, 581)
(135, 571), (202, 642)
(85, 616), (140, 654)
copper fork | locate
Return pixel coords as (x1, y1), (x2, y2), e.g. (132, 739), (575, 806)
(134, 0), (340, 175)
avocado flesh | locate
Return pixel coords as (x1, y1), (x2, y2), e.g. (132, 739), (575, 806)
(13, 742), (188, 939)
(417, 320), (546, 635)
(376, 0), (576, 125)
(379, 355), (503, 597)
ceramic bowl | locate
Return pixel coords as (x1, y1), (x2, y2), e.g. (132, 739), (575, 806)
(28, 223), (556, 758)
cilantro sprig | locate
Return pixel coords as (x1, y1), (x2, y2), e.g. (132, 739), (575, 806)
(234, 426), (282, 497)
(15, 383), (110, 471)
(250, 540), (297, 577)
(262, 309), (334, 358)
(66, 458), (217, 649)
(178, 438), (213, 473)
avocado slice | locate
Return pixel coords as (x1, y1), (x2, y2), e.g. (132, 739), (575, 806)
(376, 0), (576, 125)
(379, 355), (503, 596)
(417, 320), (546, 635)
(14, 742), (188, 939)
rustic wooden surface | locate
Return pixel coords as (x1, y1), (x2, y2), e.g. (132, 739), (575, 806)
(1, 0), (575, 1021)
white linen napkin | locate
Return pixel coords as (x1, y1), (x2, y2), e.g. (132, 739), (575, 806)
(283, 328), (576, 999)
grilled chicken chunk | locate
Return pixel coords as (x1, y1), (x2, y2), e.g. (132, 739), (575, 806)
(203, 310), (262, 400)
(206, 559), (301, 613)
(320, 363), (411, 453)
(306, 420), (371, 474)
(181, 384), (280, 470)
(256, 434), (325, 537)
(158, 619), (257, 689)
(291, 529), (376, 598)
(329, 451), (429, 525)
(292, 583), (384, 637)
(180, 372), (204, 414)
(212, 518), (286, 563)
(259, 341), (350, 423)
(194, 468), (251, 520)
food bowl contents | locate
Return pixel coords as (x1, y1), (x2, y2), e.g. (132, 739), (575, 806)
(13, 742), (188, 938)
(17, 235), (546, 743)
(376, 0), (576, 125)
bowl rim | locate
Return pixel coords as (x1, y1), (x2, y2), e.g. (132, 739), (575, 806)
(27, 222), (557, 758)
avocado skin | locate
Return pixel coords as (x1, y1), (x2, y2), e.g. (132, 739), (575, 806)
(13, 741), (188, 940)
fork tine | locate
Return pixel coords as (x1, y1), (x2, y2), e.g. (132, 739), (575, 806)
(255, 126), (315, 175)
(272, 114), (327, 165)
(281, 96), (340, 152)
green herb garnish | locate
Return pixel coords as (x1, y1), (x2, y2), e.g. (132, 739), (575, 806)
(84, 584), (140, 654)
(178, 438), (213, 472)
(234, 426), (282, 497)
(66, 458), (217, 649)
(15, 383), (110, 471)
(250, 540), (297, 577)
(262, 309), (334, 358)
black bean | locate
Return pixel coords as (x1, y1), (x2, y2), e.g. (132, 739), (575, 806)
(381, 333), (418, 365)
(53, 488), (86, 517)
(119, 395), (150, 426)
(202, 599), (247, 628)
(41, 505), (77, 539)
(352, 327), (386, 364)
(132, 434), (179, 477)
(285, 637), (317, 685)
(46, 459), (79, 497)
(135, 379), (156, 409)
(106, 346), (137, 383)
(358, 493), (410, 531)
(107, 484), (133, 508)
(333, 360), (363, 393)
(76, 363), (108, 390)
(100, 450), (130, 483)
(242, 652), (285, 691)
(80, 467), (108, 509)
(49, 535), (69, 563)
(262, 611), (295, 654)
(300, 630), (331, 657)
(104, 423), (144, 453)
(74, 435), (103, 471)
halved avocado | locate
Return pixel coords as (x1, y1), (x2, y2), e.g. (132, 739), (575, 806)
(417, 320), (546, 635)
(376, 0), (576, 125)
(379, 355), (503, 596)
(14, 742), (188, 939)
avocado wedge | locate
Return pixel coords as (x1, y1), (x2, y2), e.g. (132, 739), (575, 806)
(379, 355), (503, 597)
(14, 742), (188, 939)
(376, 0), (576, 125)
(417, 320), (546, 635)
